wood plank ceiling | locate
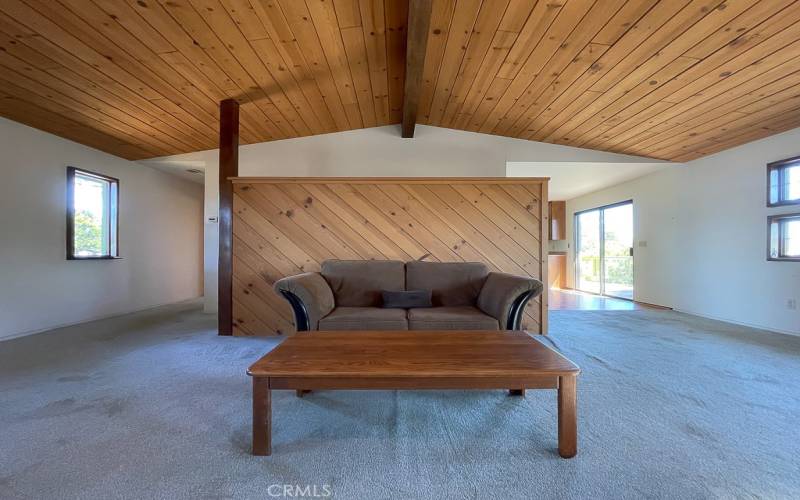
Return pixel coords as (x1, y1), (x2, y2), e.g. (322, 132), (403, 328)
(0, 0), (798, 162)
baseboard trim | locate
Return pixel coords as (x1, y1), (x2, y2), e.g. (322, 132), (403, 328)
(673, 307), (799, 337)
(634, 300), (672, 310)
(0, 297), (203, 342)
(552, 289), (795, 336)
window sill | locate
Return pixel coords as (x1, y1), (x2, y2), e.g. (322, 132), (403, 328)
(768, 199), (800, 208)
(67, 256), (123, 261)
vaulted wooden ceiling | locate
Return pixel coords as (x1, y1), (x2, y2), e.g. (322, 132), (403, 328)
(0, 0), (798, 162)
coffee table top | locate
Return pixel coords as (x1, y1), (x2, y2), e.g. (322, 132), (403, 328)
(248, 330), (579, 378)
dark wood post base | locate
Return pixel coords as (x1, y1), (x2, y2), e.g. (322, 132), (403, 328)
(252, 377), (271, 456)
(508, 389), (525, 396)
(558, 375), (577, 458)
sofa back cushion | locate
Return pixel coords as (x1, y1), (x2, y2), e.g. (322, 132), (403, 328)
(382, 290), (432, 309)
(405, 261), (489, 307)
(321, 260), (405, 307)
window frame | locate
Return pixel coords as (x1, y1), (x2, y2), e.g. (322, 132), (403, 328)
(767, 156), (800, 207)
(767, 212), (800, 262)
(66, 166), (120, 260)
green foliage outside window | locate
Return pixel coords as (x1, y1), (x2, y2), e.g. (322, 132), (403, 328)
(74, 210), (103, 256)
(578, 230), (633, 286)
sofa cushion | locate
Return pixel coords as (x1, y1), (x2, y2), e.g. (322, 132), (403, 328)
(382, 290), (432, 308)
(405, 261), (489, 306)
(321, 260), (405, 307)
(407, 306), (499, 331)
(318, 307), (408, 331)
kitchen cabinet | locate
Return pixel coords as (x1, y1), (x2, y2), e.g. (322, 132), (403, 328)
(548, 254), (566, 289)
(549, 201), (566, 240)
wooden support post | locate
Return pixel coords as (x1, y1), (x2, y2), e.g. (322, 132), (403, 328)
(218, 99), (239, 336)
(401, 0), (433, 138)
(541, 180), (549, 335)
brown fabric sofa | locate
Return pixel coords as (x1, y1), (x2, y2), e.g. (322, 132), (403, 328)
(273, 260), (543, 331)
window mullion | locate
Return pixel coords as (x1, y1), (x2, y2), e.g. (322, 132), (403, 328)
(781, 167), (788, 203)
(107, 183), (112, 257)
(779, 220), (785, 258)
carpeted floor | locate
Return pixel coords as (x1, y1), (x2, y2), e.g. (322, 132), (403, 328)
(1, 300), (799, 499)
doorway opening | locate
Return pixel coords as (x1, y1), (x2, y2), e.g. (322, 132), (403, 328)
(575, 201), (634, 300)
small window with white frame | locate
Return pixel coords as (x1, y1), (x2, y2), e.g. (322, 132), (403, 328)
(768, 156), (800, 206)
(768, 213), (800, 262)
(66, 167), (119, 260)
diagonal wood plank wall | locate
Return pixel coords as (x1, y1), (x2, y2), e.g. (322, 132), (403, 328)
(230, 177), (549, 336)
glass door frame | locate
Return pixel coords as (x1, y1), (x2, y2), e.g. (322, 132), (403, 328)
(573, 200), (634, 300)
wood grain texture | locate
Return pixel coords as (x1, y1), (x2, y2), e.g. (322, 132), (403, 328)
(549, 201), (566, 241)
(232, 178), (548, 335)
(252, 377), (271, 456)
(401, 0), (432, 137)
(0, 0), (406, 159)
(558, 374), (578, 458)
(548, 254), (566, 289)
(418, 0), (800, 162)
(248, 329), (580, 458)
(0, 1), (798, 161)
(218, 99), (239, 336)
(248, 330), (580, 377)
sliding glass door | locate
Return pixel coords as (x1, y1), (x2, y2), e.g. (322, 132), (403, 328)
(575, 201), (633, 300)
(602, 203), (634, 299)
(576, 210), (601, 293)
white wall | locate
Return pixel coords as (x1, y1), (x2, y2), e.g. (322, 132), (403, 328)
(202, 159), (219, 314)
(0, 117), (204, 340)
(148, 124), (661, 313)
(565, 167), (682, 309)
(507, 161), (668, 200)
(565, 128), (800, 335)
(233, 124), (657, 175)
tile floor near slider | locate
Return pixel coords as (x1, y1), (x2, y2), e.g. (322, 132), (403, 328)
(1, 300), (799, 499)
(549, 288), (646, 310)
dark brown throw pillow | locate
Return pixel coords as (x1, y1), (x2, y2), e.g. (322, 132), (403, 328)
(382, 290), (432, 309)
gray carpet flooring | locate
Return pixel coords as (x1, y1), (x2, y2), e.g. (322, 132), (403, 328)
(1, 300), (799, 499)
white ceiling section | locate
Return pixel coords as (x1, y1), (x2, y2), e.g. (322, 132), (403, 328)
(139, 159), (206, 184)
(506, 162), (671, 201)
(143, 124), (667, 188)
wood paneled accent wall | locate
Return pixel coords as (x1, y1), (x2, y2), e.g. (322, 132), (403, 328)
(230, 177), (549, 336)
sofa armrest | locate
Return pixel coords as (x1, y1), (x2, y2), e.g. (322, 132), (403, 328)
(477, 272), (544, 330)
(273, 272), (335, 331)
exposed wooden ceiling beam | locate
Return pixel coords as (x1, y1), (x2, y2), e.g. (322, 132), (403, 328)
(401, 0), (433, 138)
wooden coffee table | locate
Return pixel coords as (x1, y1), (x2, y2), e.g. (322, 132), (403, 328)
(247, 330), (580, 458)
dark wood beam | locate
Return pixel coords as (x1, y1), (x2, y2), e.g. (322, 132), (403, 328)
(401, 0), (432, 138)
(218, 98), (239, 335)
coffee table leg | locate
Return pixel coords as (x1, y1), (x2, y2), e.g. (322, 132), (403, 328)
(253, 377), (271, 456)
(508, 389), (525, 396)
(558, 375), (577, 458)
